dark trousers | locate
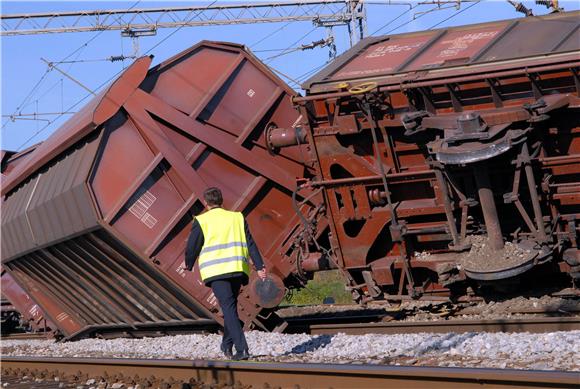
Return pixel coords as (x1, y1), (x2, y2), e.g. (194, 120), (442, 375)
(210, 277), (248, 353)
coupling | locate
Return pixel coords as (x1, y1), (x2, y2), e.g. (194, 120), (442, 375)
(265, 123), (307, 154)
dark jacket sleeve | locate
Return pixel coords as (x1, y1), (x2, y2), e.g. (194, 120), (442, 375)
(185, 219), (204, 271)
(244, 219), (265, 270)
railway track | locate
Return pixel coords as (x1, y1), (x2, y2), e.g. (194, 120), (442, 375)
(2, 356), (579, 388)
(0, 332), (52, 340)
(2, 315), (578, 341)
(288, 316), (580, 335)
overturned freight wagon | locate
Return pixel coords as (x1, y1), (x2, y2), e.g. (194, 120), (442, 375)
(267, 11), (580, 302)
(2, 145), (56, 334)
(1, 269), (54, 333)
(1, 41), (324, 339)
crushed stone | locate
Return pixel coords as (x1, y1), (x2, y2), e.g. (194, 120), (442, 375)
(2, 330), (579, 371)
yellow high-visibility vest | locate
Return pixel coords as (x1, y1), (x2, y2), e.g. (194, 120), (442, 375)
(196, 208), (250, 281)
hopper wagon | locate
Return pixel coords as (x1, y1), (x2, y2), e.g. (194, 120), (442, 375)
(1, 42), (326, 339)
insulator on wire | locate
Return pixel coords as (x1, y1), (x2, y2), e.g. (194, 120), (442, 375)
(535, 0), (562, 11)
(508, 0), (534, 16)
(108, 55), (136, 63)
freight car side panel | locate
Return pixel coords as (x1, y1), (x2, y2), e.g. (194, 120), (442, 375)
(5, 267), (80, 334)
(149, 47), (241, 116)
(333, 34), (434, 80)
(304, 11), (580, 93)
(1, 271), (54, 332)
(406, 24), (505, 69)
(91, 118), (156, 216)
(477, 17), (580, 62)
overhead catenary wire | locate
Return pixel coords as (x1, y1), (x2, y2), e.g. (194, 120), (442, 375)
(2, 33), (90, 128)
(370, 0), (479, 37)
(250, 21), (294, 49)
(19, 48), (86, 112)
(3, 0), (143, 133)
(263, 26), (320, 63)
(249, 0), (346, 49)
(15, 0), (218, 151)
(48, 55), (137, 64)
(1, 68), (51, 130)
(370, 6), (415, 36)
(428, 0), (480, 29)
(143, 0), (218, 56)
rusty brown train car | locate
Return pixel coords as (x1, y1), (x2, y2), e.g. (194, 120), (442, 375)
(2, 145), (56, 333)
(268, 11), (580, 302)
(0, 41), (324, 339)
(1, 269), (54, 333)
(2, 12), (579, 339)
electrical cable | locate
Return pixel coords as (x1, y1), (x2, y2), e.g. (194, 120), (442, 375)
(297, 62), (327, 82)
(15, 0), (219, 151)
(267, 65), (303, 87)
(250, 21), (294, 48)
(264, 26), (319, 63)
(371, 1), (478, 37)
(3, 0), (142, 134)
(1, 69), (50, 130)
(143, 0), (218, 56)
(380, 6), (433, 35)
(428, 1), (480, 29)
(370, 6), (415, 36)
(19, 46), (87, 112)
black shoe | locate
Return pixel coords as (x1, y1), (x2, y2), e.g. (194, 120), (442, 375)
(232, 349), (250, 361)
(221, 343), (233, 359)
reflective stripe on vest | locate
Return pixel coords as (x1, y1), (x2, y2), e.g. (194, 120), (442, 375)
(195, 208), (250, 281)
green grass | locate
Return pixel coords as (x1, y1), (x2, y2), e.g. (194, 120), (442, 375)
(285, 270), (353, 305)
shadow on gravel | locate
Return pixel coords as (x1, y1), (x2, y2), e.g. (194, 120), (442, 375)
(407, 332), (479, 357)
(286, 335), (334, 355)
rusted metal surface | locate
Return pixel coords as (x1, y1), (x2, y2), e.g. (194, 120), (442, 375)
(303, 11), (579, 93)
(1, 41), (321, 339)
(0, 270), (54, 333)
(270, 11), (580, 303)
(2, 357), (579, 388)
(2, 12), (579, 338)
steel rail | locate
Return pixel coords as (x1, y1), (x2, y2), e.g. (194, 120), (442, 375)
(2, 357), (579, 388)
(0, 332), (52, 340)
(3, 316), (578, 340)
(288, 316), (580, 335)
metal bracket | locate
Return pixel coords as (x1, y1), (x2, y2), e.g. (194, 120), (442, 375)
(401, 110), (429, 136)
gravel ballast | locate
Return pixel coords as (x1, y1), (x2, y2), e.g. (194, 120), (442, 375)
(3, 330), (579, 371)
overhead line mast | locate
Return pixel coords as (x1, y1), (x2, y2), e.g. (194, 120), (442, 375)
(0, 1), (366, 43)
(0, 1), (476, 44)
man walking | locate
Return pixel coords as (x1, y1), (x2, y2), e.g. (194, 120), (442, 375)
(185, 187), (267, 360)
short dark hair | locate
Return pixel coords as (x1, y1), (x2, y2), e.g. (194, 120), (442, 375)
(203, 187), (223, 207)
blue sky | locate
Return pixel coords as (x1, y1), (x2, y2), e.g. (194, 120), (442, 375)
(2, 1), (578, 151)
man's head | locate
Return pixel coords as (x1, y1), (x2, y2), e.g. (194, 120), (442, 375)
(203, 187), (223, 209)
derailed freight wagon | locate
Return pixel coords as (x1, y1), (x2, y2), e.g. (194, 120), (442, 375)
(1, 268), (54, 333)
(267, 11), (580, 302)
(1, 41), (325, 339)
(2, 146), (56, 334)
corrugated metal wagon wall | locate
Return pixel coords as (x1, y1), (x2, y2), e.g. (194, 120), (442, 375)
(1, 41), (320, 339)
